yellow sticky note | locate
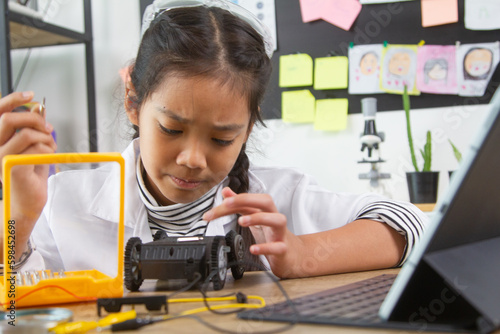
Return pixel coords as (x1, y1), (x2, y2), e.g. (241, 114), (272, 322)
(282, 90), (315, 123)
(421, 0), (458, 27)
(314, 99), (348, 131)
(279, 54), (314, 87)
(314, 56), (349, 90)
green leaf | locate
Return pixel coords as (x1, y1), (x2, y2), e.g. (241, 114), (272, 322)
(448, 139), (462, 163)
(403, 85), (419, 172)
(422, 131), (432, 172)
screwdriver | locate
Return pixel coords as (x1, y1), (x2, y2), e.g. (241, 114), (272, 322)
(108, 317), (158, 331)
(49, 310), (137, 334)
(38, 97), (46, 117)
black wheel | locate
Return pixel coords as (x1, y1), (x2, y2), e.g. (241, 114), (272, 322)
(209, 236), (228, 291)
(124, 237), (144, 291)
(226, 230), (245, 280)
(153, 230), (168, 241)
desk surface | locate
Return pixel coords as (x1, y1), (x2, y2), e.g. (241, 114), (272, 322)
(48, 268), (497, 334)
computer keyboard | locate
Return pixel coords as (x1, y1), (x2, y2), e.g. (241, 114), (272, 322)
(238, 274), (397, 327)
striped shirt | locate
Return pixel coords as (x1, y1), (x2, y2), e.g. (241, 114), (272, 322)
(355, 200), (426, 266)
(136, 159), (218, 237)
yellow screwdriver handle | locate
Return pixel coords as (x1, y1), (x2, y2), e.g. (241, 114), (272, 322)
(50, 310), (137, 334)
(98, 310), (137, 327)
(50, 321), (98, 334)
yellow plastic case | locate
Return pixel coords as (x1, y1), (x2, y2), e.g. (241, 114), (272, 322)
(1, 153), (125, 309)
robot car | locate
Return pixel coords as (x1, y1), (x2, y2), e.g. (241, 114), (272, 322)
(124, 230), (245, 291)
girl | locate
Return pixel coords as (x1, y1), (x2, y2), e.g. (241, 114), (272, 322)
(0, 0), (427, 279)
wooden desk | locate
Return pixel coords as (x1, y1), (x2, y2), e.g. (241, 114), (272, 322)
(50, 268), (495, 334)
(414, 203), (436, 212)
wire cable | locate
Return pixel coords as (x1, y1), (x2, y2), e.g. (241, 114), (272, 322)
(0, 284), (97, 307)
(151, 259), (299, 334)
(192, 259), (300, 333)
(165, 272), (202, 299)
(110, 258), (299, 333)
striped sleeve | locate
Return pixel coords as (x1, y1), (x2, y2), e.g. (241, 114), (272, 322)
(354, 200), (428, 267)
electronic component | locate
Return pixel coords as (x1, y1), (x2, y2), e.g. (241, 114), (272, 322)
(97, 295), (167, 316)
(50, 310), (136, 334)
(124, 230), (245, 291)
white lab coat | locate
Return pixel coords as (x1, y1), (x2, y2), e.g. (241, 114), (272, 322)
(27, 139), (427, 276)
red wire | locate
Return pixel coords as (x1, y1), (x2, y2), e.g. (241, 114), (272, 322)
(1, 285), (97, 306)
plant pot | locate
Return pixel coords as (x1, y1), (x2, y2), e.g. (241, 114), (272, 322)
(406, 171), (440, 204)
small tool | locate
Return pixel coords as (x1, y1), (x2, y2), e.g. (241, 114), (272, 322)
(49, 310), (136, 334)
(39, 97), (46, 117)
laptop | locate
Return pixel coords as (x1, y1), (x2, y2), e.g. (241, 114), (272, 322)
(238, 87), (500, 333)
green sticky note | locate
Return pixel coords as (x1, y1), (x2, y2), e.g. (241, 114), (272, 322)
(279, 54), (314, 87)
(314, 99), (348, 131)
(314, 56), (349, 90)
(282, 90), (315, 123)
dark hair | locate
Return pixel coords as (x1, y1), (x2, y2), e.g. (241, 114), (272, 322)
(129, 6), (272, 194)
(463, 47), (493, 81)
(423, 58), (448, 84)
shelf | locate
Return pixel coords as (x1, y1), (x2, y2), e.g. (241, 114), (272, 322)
(1, 0), (98, 152)
(8, 10), (89, 49)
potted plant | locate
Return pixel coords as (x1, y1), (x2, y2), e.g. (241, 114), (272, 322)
(403, 85), (440, 204)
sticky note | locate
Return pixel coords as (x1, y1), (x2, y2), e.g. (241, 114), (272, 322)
(299, 0), (324, 23)
(314, 56), (349, 90)
(320, 0), (362, 31)
(465, 0), (500, 30)
(281, 90), (315, 123)
(279, 54), (314, 87)
(421, 0), (458, 27)
(314, 99), (348, 131)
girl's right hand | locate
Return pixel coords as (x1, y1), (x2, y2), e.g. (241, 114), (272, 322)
(0, 91), (57, 226)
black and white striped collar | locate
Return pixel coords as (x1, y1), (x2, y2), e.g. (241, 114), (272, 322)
(136, 157), (222, 237)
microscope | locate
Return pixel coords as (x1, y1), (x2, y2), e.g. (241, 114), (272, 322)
(358, 98), (390, 188)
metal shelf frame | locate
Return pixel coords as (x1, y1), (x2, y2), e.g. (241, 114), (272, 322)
(0, 0), (97, 152)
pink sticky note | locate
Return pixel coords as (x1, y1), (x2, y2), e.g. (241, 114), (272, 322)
(299, 0), (324, 23)
(421, 0), (458, 27)
(320, 0), (362, 31)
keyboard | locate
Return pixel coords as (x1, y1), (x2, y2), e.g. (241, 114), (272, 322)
(238, 274), (397, 328)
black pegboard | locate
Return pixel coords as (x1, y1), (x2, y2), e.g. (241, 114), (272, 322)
(138, 0), (500, 118)
(261, 0), (500, 118)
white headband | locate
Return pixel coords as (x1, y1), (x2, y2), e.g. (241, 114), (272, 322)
(141, 0), (274, 58)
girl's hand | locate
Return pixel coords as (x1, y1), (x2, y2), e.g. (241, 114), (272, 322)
(203, 187), (304, 278)
(0, 92), (56, 243)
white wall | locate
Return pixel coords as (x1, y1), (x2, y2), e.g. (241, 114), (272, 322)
(249, 104), (490, 202)
(10, 1), (492, 201)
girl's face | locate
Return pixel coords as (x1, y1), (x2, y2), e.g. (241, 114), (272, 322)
(388, 52), (411, 76)
(360, 53), (377, 76)
(464, 49), (492, 78)
(428, 63), (447, 81)
(128, 75), (251, 206)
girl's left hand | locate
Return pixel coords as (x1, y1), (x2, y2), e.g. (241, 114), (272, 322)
(203, 187), (304, 278)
